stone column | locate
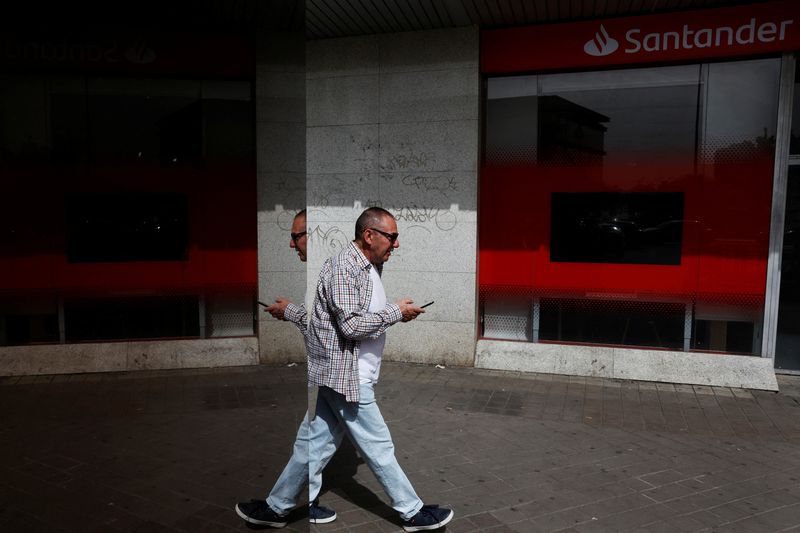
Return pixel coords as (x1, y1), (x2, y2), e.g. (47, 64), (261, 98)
(256, 31), (307, 363)
(306, 27), (479, 366)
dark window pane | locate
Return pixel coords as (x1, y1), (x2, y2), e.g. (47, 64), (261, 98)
(539, 298), (685, 350)
(705, 59), (780, 163)
(538, 95), (608, 165)
(83, 79), (253, 167)
(66, 193), (188, 263)
(539, 66), (699, 169)
(693, 320), (755, 354)
(202, 99), (254, 163)
(64, 296), (199, 341)
(486, 76), (538, 165)
(87, 79), (198, 165)
(550, 192), (684, 265)
(2, 314), (58, 345)
(792, 61), (800, 154)
(776, 167), (800, 369)
(0, 76), (88, 165)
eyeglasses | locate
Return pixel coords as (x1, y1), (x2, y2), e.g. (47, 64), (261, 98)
(368, 227), (399, 244)
(290, 231), (307, 243)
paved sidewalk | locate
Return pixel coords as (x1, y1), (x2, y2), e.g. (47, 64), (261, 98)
(3, 363), (800, 532)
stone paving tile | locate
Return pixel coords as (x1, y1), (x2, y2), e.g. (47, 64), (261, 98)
(3, 363), (800, 531)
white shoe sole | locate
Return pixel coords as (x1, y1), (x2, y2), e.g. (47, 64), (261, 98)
(402, 509), (454, 531)
(235, 504), (288, 528)
(309, 511), (337, 524)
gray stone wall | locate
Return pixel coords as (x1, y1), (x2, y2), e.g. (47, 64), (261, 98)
(305, 27), (480, 366)
(256, 32), (307, 363)
(476, 339), (780, 391)
(0, 338), (258, 376)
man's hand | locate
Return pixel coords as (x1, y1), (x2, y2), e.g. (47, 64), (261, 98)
(265, 298), (292, 320)
(396, 298), (425, 322)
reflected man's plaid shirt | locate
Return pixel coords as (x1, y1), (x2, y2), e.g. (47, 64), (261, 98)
(307, 242), (403, 402)
(284, 303), (307, 339)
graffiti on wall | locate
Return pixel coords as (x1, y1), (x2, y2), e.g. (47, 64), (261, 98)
(283, 141), (471, 259)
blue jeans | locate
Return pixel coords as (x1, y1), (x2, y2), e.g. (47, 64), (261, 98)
(265, 410), (329, 515)
(267, 383), (423, 520)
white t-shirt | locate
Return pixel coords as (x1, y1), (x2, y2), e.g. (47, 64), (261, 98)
(358, 265), (387, 384)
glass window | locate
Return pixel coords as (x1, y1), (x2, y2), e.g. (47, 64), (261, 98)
(775, 166), (800, 369)
(550, 192), (684, 265)
(693, 58), (780, 354)
(0, 76), (253, 168)
(64, 296), (200, 342)
(486, 75), (539, 165)
(65, 193), (189, 263)
(86, 78), (199, 165)
(0, 76), (86, 164)
(704, 59), (781, 163)
(538, 66), (700, 171)
(539, 298), (686, 350)
(0, 297), (59, 346)
(792, 63), (800, 155)
(0, 74), (256, 345)
(486, 65), (700, 172)
(480, 58), (782, 355)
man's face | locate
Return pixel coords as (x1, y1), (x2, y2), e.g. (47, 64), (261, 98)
(290, 214), (307, 262)
(363, 215), (399, 265)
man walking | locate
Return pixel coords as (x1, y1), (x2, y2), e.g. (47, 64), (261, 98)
(306, 207), (454, 531)
(237, 208), (338, 527)
(237, 207), (453, 531)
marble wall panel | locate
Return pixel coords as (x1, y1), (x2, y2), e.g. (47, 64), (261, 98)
(377, 28), (478, 73)
(307, 75), (379, 126)
(307, 124), (381, 174)
(306, 36), (379, 79)
(305, 27), (480, 365)
(380, 68), (478, 123)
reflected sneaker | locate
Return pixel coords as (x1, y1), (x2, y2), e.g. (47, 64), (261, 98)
(235, 499), (287, 528)
(309, 499), (337, 524)
(401, 504), (454, 532)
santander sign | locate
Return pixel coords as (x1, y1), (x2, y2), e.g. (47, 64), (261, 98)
(585, 17), (794, 57)
(481, 0), (800, 74)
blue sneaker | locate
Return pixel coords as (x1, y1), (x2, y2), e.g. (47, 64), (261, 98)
(235, 499), (287, 528)
(401, 504), (454, 531)
(309, 499), (337, 524)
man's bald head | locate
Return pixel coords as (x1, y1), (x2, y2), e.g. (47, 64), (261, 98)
(355, 207), (393, 241)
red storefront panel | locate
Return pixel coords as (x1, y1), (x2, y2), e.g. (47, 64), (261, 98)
(479, 160), (773, 304)
(0, 165), (257, 296)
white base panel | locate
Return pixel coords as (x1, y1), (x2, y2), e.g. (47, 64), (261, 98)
(0, 337), (259, 376)
(476, 339), (779, 391)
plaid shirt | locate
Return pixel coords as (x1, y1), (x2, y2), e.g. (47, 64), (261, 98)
(284, 303), (307, 339)
(307, 241), (403, 402)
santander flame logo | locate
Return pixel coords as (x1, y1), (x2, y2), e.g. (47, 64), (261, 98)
(584, 24), (619, 56)
(124, 38), (157, 64)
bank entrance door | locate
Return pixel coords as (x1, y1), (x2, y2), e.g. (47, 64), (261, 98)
(776, 165), (800, 370)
